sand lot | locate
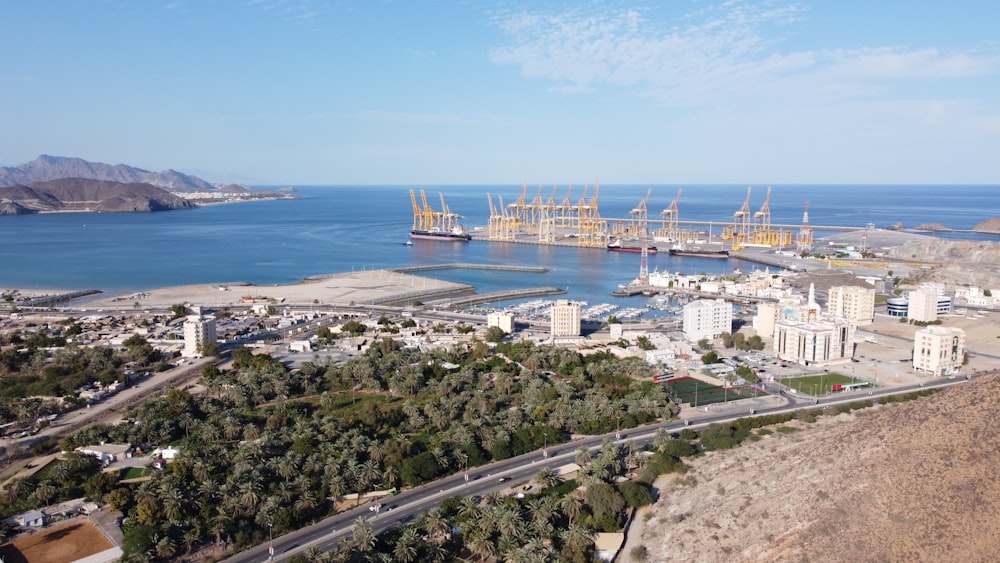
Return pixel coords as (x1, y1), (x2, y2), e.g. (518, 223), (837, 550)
(82, 269), (468, 309)
(0, 519), (112, 563)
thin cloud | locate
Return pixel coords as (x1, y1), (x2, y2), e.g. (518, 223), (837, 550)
(488, 1), (1000, 108)
(245, 0), (320, 26)
(313, 110), (524, 127)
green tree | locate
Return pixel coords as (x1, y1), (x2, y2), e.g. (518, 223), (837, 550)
(485, 326), (507, 343)
(697, 338), (712, 351)
(720, 332), (733, 348)
(747, 335), (764, 351)
(170, 303), (190, 318)
(617, 480), (654, 508)
(700, 350), (719, 365)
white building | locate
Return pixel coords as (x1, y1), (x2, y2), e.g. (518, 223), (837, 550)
(76, 443), (132, 464)
(907, 290), (939, 322)
(913, 326), (965, 376)
(773, 317), (856, 366)
(827, 285), (876, 325)
(183, 314), (217, 357)
(487, 311), (515, 334)
(550, 300), (581, 337)
(682, 299), (733, 342)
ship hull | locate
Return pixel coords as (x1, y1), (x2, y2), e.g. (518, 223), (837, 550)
(409, 229), (472, 242)
(608, 245), (657, 254)
(668, 249), (729, 258)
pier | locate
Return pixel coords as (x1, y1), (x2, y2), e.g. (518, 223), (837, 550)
(393, 263), (549, 273)
(443, 287), (568, 308)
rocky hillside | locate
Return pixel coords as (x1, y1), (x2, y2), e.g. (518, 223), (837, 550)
(623, 376), (1000, 562)
(889, 239), (1000, 288)
(0, 155), (242, 192)
(0, 178), (196, 214)
(972, 217), (1000, 233)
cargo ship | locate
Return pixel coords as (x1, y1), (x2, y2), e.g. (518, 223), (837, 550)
(668, 246), (729, 259)
(607, 239), (657, 254)
(409, 226), (472, 242)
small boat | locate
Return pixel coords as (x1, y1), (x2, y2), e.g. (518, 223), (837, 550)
(404, 240), (413, 245)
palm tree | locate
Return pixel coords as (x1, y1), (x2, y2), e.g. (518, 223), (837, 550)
(575, 445), (592, 466)
(465, 529), (497, 562)
(391, 527), (420, 563)
(422, 507), (449, 539)
(34, 480), (56, 508)
(559, 494), (584, 525)
(352, 516), (376, 553)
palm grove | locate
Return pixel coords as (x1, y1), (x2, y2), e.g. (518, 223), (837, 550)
(3, 320), (694, 561)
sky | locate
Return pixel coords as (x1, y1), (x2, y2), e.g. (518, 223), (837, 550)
(1, 0), (998, 185)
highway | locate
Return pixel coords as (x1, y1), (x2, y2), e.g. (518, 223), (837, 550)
(223, 372), (986, 563)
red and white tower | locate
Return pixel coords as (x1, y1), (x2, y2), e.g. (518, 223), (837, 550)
(797, 201), (813, 251)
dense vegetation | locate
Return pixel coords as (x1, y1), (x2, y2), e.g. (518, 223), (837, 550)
(33, 339), (678, 560)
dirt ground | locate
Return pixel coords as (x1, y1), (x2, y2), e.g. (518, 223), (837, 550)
(80, 269), (467, 309)
(620, 374), (1000, 563)
(0, 519), (112, 563)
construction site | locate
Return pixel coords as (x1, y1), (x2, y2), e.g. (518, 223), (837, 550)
(409, 184), (815, 253)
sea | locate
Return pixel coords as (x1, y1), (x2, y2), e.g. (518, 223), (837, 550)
(2, 185), (998, 312)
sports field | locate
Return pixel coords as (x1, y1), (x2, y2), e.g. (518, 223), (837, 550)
(781, 373), (870, 396)
(665, 377), (765, 407)
(0, 519), (113, 563)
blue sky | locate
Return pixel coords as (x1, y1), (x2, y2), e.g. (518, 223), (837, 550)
(2, 0), (998, 185)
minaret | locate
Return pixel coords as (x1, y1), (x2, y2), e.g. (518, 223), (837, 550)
(806, 283), (820, 322)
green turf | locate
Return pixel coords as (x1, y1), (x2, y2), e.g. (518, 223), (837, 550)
(665, 377), (764, 407)
(781, 373), (868, 396)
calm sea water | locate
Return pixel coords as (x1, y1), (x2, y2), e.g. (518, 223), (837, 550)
(2, 185), (998, 307)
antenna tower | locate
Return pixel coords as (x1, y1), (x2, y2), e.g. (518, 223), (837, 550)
(797, 200), (813, 251)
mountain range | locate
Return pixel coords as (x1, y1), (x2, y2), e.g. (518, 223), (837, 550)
(0, 178), (196, 215)
(0, 155), (247, 193)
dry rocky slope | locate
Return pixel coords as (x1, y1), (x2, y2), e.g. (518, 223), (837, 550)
(627, 376), (1000, 563)
(0, 178), (195, 214)
(889, 239), (1000, 288)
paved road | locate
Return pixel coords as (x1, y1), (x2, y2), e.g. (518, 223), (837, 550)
(224, 372), (989, 563)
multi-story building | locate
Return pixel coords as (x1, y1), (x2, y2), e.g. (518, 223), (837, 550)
(682, 298), (733, 342)
(913, 326), (965, 376)
(487, 311), (515, 334)
(907, 290), (939, 322)
(827, 285), (876, 325)
(773, 317), (856, 366)
(550, 300), (581, 338)
(183, 314), (217, 357)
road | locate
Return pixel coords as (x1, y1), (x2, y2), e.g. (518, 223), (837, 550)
(223, 372), (987, 563)
(0, 356), (216, 465)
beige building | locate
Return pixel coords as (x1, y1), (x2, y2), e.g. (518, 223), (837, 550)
(550, 299), (581, 337)
(753, 301), (780, 340)
(487, 311), (515, 334)
(682, 298), (733, 342)
(907, 290), (939, 322)
(913, 326), (965, 376)
(183, 314), (217, 357)
(774, 317), (856, 366)
(827, 285), (875, 325)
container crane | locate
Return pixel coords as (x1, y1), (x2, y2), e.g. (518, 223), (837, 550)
(658, 188), (682, 241)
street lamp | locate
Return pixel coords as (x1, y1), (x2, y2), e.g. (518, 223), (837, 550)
(543, 432), (549, 458)
(268, 522), (274, 561)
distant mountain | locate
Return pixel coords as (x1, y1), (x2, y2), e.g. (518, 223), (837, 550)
(0, 155), (236, 192)
(0, 178), (196, 215)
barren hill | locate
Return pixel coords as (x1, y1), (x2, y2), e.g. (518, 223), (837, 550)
(625, 376), (1000, 562)
(0, 155), (226, 192)
(0, 178), (195, 214)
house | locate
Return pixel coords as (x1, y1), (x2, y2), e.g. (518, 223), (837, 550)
(12, 509), (46, 529)
(76, 443), (131, 464)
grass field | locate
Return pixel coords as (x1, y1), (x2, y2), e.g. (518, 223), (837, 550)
(781, 373), (869, 396)
(665, 377), (764, 407)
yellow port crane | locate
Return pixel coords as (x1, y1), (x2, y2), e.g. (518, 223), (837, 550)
(538, 185), (559, 243)
(506, 182), (528, 232)
(723, 186), (752, 250)
(577, 183), (607, 247)
(629, 188), (652, 238)
(748, 186), (793, 247)
(657, 188), (682, 241)
(410, 189), (425, 231)
(556, 185), (574, 227)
